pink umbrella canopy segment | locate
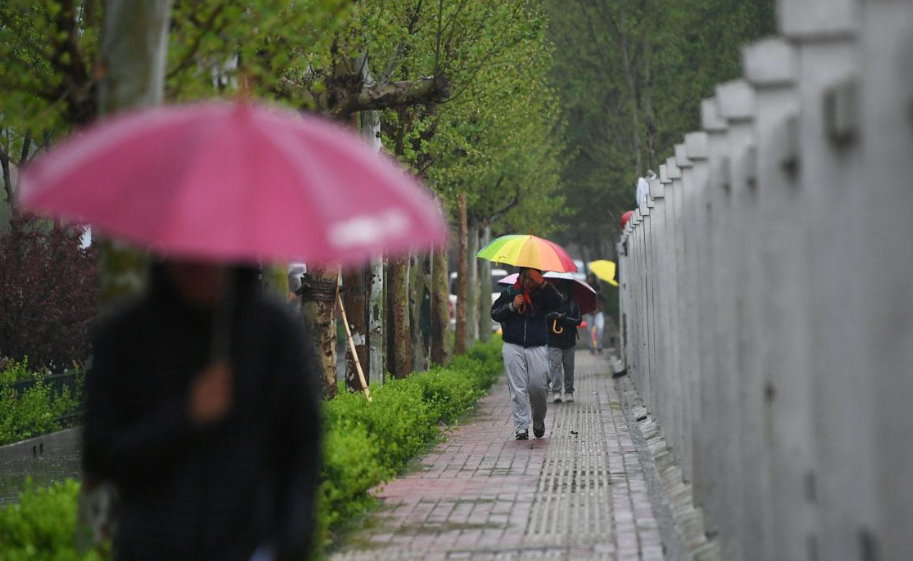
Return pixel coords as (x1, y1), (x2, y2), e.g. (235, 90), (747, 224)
(19, 102), (446, 265)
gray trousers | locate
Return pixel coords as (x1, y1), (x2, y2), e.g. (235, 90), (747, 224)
(549, 346), (575, 395)
(502, 343), (549, 433)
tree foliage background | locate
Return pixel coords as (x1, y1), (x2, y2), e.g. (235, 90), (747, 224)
(544, 0), (776, 258)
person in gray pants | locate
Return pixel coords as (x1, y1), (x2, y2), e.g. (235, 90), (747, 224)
(491, 268), (564, 440)
(547, 280), (582, 402)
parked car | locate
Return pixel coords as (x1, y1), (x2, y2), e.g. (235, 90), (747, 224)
(449, 268), (508, 331)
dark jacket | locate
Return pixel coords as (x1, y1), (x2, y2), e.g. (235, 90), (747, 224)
(83, 266), (322, 561)
(547, 298), (582, 350)
(491, 282), (564, 347)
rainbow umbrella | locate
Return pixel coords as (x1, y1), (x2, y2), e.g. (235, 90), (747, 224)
(589, 260), (618, 287)
(477, 234), (577, 273)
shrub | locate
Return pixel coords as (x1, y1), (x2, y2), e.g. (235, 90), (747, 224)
(0, 479), (105, 561)
(315, 420), (385, 546)
(0, 213), (98, 371)
(0, 360), (84, 446)
(0, 357), (42, 384)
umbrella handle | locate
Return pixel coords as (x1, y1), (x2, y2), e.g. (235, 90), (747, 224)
(211, 269), (236, 362)
(553, 318), (564, 334)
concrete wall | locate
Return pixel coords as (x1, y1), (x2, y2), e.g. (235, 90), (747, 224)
(617, 2), (913, 560)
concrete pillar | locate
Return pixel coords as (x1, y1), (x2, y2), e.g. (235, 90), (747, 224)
(743, 36), (819, 561)
(781, 2), (879, 559)
(674, 143), (696, 484)
(623, 224), (635, 378)
(617, 237), (627, 371)
(637, 208), (648, 402)
(717, 78), (770, 561)
(639, 199), (654, 410)
(859, 3), (913, 559)
(664, 158), (685, 467)
(633, 209), (647, 398)
(649, 177), (670, 439)
(701, 95), (736, 551)
(684, 130), (711, 507)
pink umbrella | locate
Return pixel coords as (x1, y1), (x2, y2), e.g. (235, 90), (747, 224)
(19, 102), (445, 265)
(499, 271), (598, 314)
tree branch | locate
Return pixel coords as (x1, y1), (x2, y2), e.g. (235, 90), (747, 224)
(167, 4), (225, 80)
(345, 74), (450, 116)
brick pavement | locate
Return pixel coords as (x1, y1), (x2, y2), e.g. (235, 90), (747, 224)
(332, 352), (666, 561)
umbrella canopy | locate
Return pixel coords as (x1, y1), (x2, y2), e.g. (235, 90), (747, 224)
(477, 234), (577, 273)
(18, 102), (445, 265)
(589, 260), (618, 287)
(621, 210), (634, 228)
(499, 271), (597, 314)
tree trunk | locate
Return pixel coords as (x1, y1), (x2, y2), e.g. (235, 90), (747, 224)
(478, 224), (493, 343)
(95, 0), (173, 313)
(430, 245), (451, 365)
(0, 145), (13, 232)
(642, 24), (656, 173)
(360, 109), (385, 383)
(466, 217), (480, 345)
(342, 268), (368, 391)
(300, 268), (339, 398)
(368, 258), (385, 382)
(616, 12), (643, 177)
(409, 253), (430, 372)
(80, 0), (174, 549)
(455, 193), (469, 355)
(389, 255), (412, 378)
(1, 145), (13, 210)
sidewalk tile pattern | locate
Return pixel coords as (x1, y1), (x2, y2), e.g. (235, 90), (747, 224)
(332, 353), (666, 561)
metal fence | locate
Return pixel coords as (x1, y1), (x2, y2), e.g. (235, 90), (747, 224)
(1, 371), (86, 423)
(617, 2), (913, 560)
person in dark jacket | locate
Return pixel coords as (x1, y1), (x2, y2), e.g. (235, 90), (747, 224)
(491, 267), (564, 440)
(547, 280), (582, 403)
(83, 260), (322, 561)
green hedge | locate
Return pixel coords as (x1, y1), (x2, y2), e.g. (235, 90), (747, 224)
(316, 339), (503, 546)
(0, 360), (83, 446)
(0, 338), (504, 560)
(0, 480), (104, 561)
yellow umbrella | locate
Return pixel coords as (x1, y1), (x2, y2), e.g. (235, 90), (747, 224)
(589, 260), (618, 287)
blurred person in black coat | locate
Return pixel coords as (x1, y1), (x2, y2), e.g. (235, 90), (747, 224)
(83, 260), (322, 561)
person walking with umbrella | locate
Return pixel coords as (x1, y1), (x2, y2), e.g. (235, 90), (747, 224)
(18, 101), (446, 561)
(479, 233), (576, 440)
(491, 268), (564, 440)
(547, 279), (583, 403)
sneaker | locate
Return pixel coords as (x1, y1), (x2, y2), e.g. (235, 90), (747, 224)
(515, 430), (529, 441)
(565, 394), (574, 403)
(553, 394), (563, 403)
(533, 422), (545, 438)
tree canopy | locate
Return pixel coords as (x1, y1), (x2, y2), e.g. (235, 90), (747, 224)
(544, 0), (776, 256)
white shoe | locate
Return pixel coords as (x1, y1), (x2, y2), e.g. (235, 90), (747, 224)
(553, 394), (563, 403)
(565, 394), (574, 403)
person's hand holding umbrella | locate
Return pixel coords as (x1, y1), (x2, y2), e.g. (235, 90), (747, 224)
(188, 359), (233, 427)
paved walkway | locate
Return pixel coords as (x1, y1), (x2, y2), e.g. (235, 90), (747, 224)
(332, 352), (666, 561)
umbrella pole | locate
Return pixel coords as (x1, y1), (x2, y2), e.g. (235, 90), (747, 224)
(336, 290), (372, 402)
(210, 269), (236, 362)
